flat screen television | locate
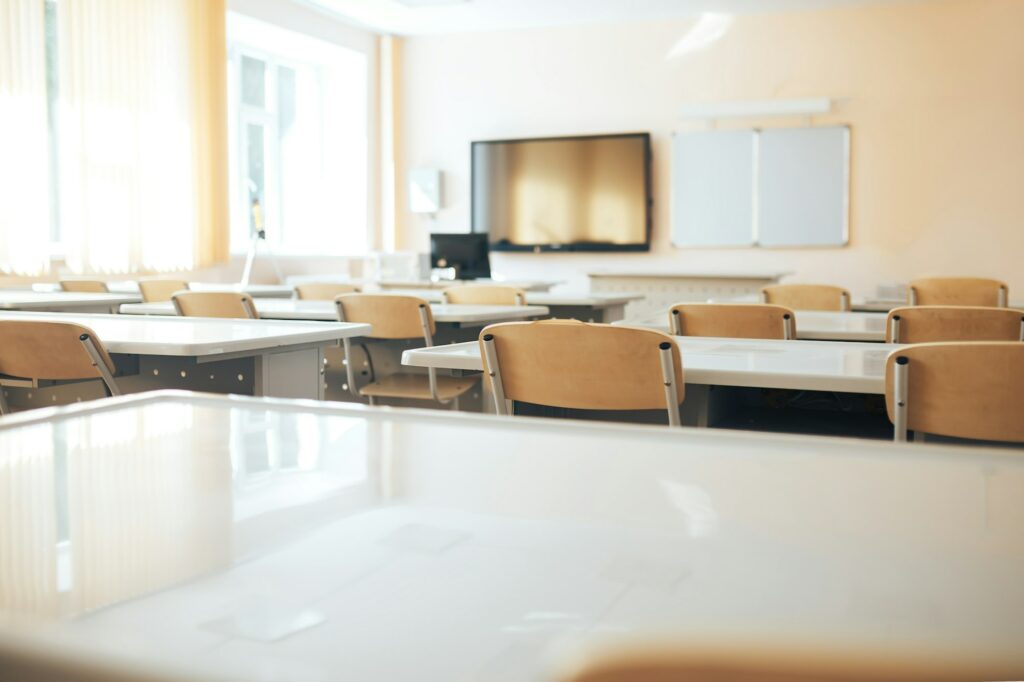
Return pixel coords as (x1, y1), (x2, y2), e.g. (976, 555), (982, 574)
(471, 133), (652, 252)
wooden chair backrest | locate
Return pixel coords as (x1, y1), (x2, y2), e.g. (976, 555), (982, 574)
(885, 342), (1024, 442)
(295, 282), (361, 300)
(886, 306), (1023, 343)
(555, 641), (1022, 682)
(171, 292), (258, 319)
(479, 319), (683, 410)
(60, 280), (108, 294)
(443, 285), (525, 306)
(0, 321), (115, 380)
(909, 277), (1007, 307)
(670, 303), (794, 340)
(137, 279), (189, 303)
(336, 294), (434, 339)
(761, 284), (850, 311)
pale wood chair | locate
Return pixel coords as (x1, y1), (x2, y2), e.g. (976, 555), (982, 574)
(761, 284), (851, 311)
(335, 294), (477, 407)
(886, 306), (1024, 343)
(171, 292), (258, 319)
(0, 321), (120, 414)
(886, 342), (1024, 442)
(669, 303), (795, 340)
(59, 280), (109, 293)
(295, 282), (361, 300)
(442, 285), (526, 306)
(479, 319), (684, 425)
(554, 639), (1022, 682)
(908, 277), (1008, 307)
(137, 279), (189, 303)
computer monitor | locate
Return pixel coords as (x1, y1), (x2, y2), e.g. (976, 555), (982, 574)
(430, 233), (491, 280)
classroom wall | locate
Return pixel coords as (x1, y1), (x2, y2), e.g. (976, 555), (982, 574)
(396, 0), (1024, 297)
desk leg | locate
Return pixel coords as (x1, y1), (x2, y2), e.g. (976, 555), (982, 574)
(600, 304), (626, 323)
(254, 347), (326, 400)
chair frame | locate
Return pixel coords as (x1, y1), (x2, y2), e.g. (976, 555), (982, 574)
(0, 331), (120, 415)
(888, 311), (1024, 344)
(335, 300), (454, 407)
(442, 286), (526, 306)
(760, 286), (851, 312)
(908, 279), (1008, 307)
(670, 307), (795, 340)
(480, 333), (683, 426)
(171, 293), (259, 319)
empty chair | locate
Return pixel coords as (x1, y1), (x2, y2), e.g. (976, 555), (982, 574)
(60, 280), (108, 293)
(442, 285), (525, 306)
(295, 282), (361, 300)
(0, 321), (120, 414)
(479, 319), (684, 425)
(887, 306), (1024, 343)
(669, 303), (795, 340)
(553, 639), (1021, 682)
(335, 294), (477, 407)
(761, 283), (851, 311)
(886, 342), (1024, 442)
(138, 279), (189, 303)
(171, 292), (258, 319)
(908, 277), (1008, 307)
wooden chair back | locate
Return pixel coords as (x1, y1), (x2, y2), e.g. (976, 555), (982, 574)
(442, 285), (525, 306)
(885, 342), (1024, 442)
(137, 279), (189, 303)
(0, 321), (116, 380)
(171, 292), (258, 319)
(761, 284), (850, 311)
(295, 282), (361, 300)
(886, 306), (1024, 343)
(59, 280), (108, 293)
(908, 277), (1008, 307)
(336, 294), (435, 339)
(479, 320), (683, 411)
(554, 640), (1022, 682)
(670, 303), (795, 340)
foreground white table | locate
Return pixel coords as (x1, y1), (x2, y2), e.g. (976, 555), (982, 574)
(0, 290), (140, 313)
(619, 309), (888, 342)
(0, 391), (1021, 681)
(0, 311), (369, 406)
(120, 299), (550, 326)
(32, 281), (296, 298)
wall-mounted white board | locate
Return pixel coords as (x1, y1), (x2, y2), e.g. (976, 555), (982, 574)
(671, 126), (850, 248)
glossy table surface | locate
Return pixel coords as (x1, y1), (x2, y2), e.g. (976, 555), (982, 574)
(119, 299), (550, 325)
(0, 311), (370, 357)
(0, 391), (1022, 681)
(374, 288), (644, 308)
(0, 290), (141, 309)
(618, 309), (888, 342)
(31, 282), (296, 298)
(404, 336), (896, 394)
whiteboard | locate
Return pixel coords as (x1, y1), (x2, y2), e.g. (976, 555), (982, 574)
(671, 130), (756, 247)
(758, 126), (849, 247)
(670, 126), (850, 248)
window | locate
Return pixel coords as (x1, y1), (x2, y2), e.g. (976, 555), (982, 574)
(227, 13), (369, 257)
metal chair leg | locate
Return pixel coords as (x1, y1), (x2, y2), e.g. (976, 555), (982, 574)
(893, 356), (909, 442)
(0, 388), (8, 415)
(658, 341), (682, 427)
(79, 334), (120, 397)
(481, 334), (508, 416)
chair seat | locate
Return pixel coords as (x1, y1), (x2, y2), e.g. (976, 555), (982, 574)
(359, 372), (478, 401)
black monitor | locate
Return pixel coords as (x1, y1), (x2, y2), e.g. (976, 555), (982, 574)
(430, 233), (491, 280)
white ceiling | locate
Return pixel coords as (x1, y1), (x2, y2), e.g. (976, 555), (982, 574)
(303, 0), (934, 36)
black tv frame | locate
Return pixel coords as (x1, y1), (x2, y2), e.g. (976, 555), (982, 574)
(470, 132), (652, 253)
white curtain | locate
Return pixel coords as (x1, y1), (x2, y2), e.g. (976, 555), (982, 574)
(0, 0), (52, 275)
(58, 0), (200, 273)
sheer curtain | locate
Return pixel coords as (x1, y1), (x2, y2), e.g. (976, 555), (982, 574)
(0, 0), (52, 275)
(58, 0), (228, 274)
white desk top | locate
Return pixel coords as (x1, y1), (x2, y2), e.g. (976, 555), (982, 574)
(618, 310), (888, 342)
(31, 282), (296, 298)
(283, 275), (562, 292)
(0, 290), (141, 310)
(379, 288), (644, 308)
(0, 391), (1021, 681)
(0, 311), (369, 357)
(588, 270), (792, 280)
(403, 336), (895, 394)
(119, 299), (550, 325)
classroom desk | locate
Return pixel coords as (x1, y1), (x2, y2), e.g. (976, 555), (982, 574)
(588, 270), (791, 317)
(119, 299), (550, 327)
(284, 274), (562, 292)
(0, 290), (141, 313)
(0, 311), (369, 407)
(374, 289), (644, 323)
(617, 309), (888, 342)
(32, 281), (297, 298)
(0, 391), (1021, 681)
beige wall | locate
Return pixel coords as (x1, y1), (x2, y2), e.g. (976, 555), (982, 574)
(396, 0), (1024, 297)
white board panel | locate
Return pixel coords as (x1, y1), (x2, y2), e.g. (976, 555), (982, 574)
(671, 130), (756, 247)
(757, 126), (849, 247)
